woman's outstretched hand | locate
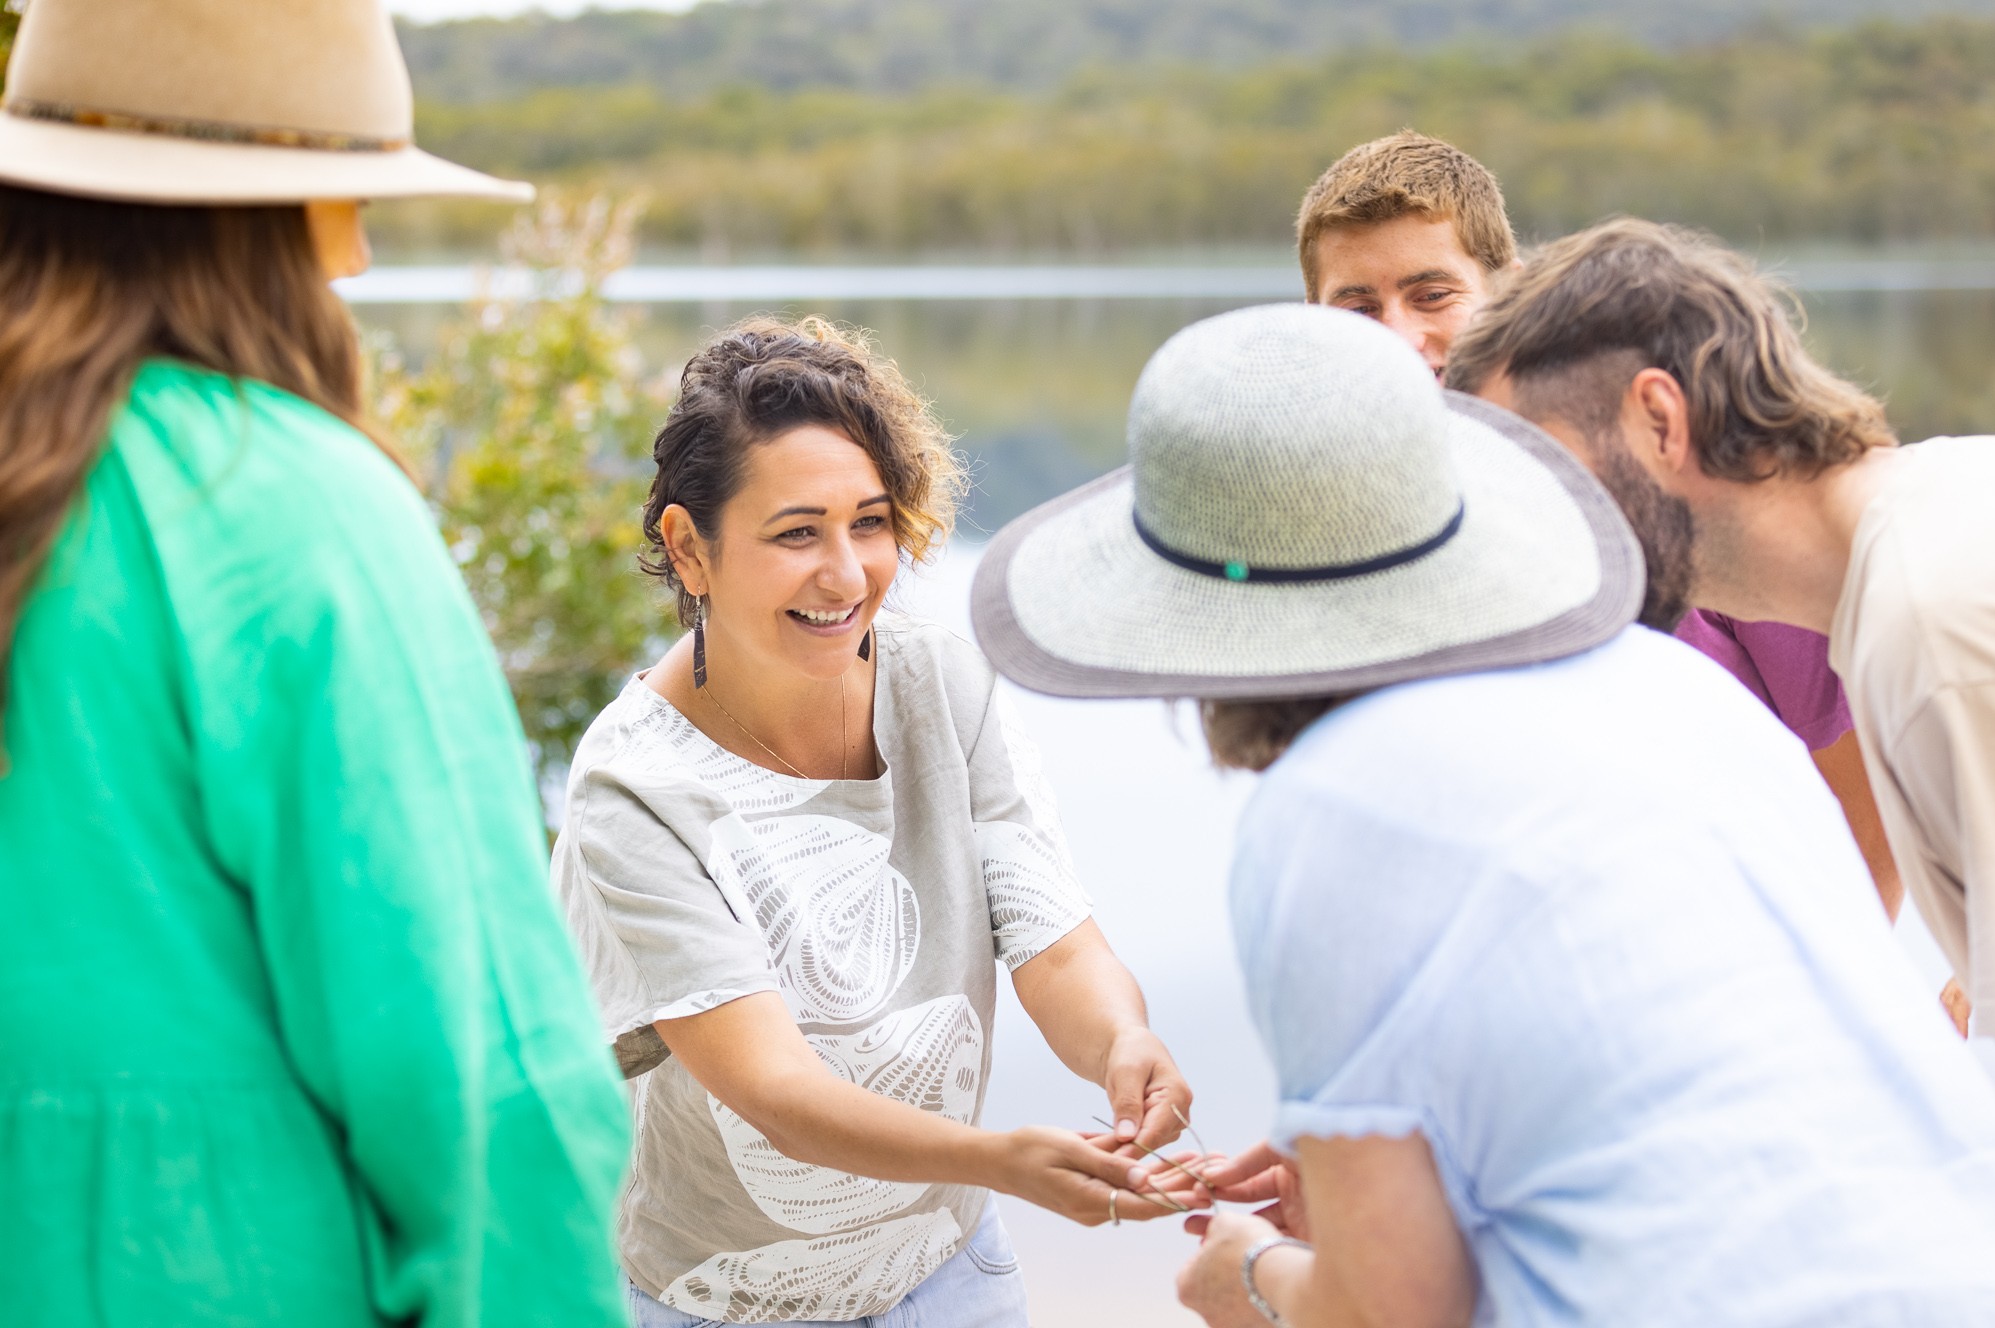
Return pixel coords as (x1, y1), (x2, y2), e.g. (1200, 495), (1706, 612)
(990, 1125), (1210, 1227)
(1184, 1139), (1311, 1241)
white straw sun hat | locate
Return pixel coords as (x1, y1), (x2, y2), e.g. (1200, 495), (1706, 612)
(971, 303), (1644, 699)
(0, 0), (530, 204)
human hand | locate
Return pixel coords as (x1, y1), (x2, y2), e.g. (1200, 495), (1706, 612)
(1942, 979), (1972, 1037)
(1177, 1209), (1299, 1328)
(1097, 1025), (1193, 1155)
(1187, 1139), (1310, 1242)
(991, 1125), (1205, 1227)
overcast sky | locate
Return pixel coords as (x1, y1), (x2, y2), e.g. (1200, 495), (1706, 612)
(391, 1), (700, 21)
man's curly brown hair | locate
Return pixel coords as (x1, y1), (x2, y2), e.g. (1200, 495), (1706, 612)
(640, 316), (964, 626)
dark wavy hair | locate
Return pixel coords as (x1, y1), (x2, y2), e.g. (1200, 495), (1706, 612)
(639, 316), (963, 626)
(0, 183), (384, 733)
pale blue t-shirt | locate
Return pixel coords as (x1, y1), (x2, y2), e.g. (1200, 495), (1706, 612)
(1232, 627), (1995, 1326)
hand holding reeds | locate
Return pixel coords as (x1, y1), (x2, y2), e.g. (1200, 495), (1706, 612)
(1080, 1104), (1221, 1223)
(987, 1123), (1208, 1227)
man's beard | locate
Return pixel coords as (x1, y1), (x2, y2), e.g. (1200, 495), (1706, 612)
(1592, 440), (1696, 631)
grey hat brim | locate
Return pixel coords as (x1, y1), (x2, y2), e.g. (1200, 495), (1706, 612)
(971, 392), (1644, 700)
(0, 114), (532, 204)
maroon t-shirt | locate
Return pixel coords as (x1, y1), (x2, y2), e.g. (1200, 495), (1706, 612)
(1673, 609), (1854, 752)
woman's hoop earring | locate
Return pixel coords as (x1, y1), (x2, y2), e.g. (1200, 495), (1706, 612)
(692, 595), (709, 689)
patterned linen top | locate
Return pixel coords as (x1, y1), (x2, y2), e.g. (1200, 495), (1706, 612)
(553, 613), (1091, 1322)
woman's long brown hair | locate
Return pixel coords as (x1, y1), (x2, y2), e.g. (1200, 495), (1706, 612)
(0, 182), (394, 726)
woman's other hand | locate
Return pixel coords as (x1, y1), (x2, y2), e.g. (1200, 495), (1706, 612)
(1176, 1210), (1298, 1328)
(1101, 1025), (1194, 1153)
(1191, 1139), (1311, 1241)
(1010, 921), (1197, 1154)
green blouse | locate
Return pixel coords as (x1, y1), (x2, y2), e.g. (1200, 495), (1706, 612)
(0, 361), (630, 1326)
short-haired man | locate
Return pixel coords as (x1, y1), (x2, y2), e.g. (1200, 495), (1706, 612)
(1296, 130), (1513, 379)
(1297, 133), (1904, 930)
(1448, 218), (1992, 1058)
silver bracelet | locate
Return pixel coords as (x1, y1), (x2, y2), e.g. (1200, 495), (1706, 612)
(1240, 1235), (1309, 1326)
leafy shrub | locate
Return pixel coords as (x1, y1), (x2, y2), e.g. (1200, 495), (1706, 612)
(372, 195), (674, 793)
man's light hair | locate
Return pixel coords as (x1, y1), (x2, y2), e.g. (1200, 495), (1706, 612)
(1445, 218), (1894, 482)
(1297, 130), (1516, 298)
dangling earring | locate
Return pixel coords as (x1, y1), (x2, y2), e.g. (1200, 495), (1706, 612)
(858, 627), (872, 662)
(692, 594), (709, 689)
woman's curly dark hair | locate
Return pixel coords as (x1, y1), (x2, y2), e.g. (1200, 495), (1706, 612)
(640, 316), (964, 626)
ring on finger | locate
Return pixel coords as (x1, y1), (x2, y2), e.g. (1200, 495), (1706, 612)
(1108, 1189), (1120, 1227)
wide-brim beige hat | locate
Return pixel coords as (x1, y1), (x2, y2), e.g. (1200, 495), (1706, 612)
(972, 304), (1644, 700)
(0, 0), (530, 204)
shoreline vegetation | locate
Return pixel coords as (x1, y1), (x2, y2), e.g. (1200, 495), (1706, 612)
(365, 8), (1995, 259)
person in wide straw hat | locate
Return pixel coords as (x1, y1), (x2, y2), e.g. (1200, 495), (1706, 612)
(973, 304), (1995, 1327)
(0, 3), (629, 1325)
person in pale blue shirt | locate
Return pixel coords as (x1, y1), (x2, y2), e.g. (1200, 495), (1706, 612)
(1218, 626), (1995, 1324)
(971, 302), (1995, 1326)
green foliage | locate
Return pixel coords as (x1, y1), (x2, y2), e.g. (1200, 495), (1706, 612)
(380, 17), (1995, 256)
(0, 9), (19, 90)
(396, 0), (1995, 102)
(372, 196), (674, 784)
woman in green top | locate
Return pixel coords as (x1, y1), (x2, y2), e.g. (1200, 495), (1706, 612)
(0, 2), (629, 1325)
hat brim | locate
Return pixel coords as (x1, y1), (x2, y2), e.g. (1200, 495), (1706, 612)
(0, 114), (532, 204)
(971, 392), (1644, 700)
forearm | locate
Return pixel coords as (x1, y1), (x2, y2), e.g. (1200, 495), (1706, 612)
(673, 1033), (1000, 1186)
(1812, 731), (1902, 919)
(1241, 1227), (1473, 1328)
(655, 991), (1158, 1225)
(1014, 921), (1151, 1083)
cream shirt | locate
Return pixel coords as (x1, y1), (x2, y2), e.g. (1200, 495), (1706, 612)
(551, 614), (1092, 1322)
(1830, 437), (1995, 1059)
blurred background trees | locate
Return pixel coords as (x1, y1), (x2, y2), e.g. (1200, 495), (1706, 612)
(396, 0), (1995, 99)
(380, 0), (1995, 256)
(372, 195), (673, 788)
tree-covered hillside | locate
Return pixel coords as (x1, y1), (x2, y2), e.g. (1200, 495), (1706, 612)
(397, 0), (1995, 101)
(388, 17), (1995, 255)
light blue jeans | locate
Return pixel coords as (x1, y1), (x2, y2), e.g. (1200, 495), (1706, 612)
(627, 1199), (1032, 1328)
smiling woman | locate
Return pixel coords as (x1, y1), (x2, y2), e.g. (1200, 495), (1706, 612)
(550, 317), (1206, 1326)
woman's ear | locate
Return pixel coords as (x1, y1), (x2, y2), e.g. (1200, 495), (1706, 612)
(658, 504), (711, 596)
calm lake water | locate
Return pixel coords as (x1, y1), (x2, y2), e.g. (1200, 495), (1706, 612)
(354, 276), (1995, 534)
(352, 277), (1970, 1327)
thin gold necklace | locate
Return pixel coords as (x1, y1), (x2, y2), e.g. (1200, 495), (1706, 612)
(700, 669), (849, 781)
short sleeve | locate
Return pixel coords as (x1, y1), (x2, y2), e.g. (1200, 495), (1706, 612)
(1227, 768), (1501, 1225)
(1731, 619), (1853, 752)
(1232, 781), (1467, 1118)
(964, 686), (1092, 969)
(553, 745), (781, 1076)
(1676, 611), (1852, 751)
